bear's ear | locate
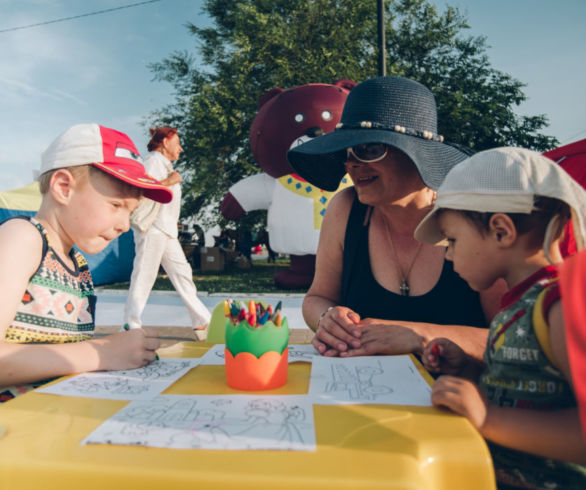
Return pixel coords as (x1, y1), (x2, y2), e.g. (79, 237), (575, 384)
(257, 88), (284, 109)
(333, 79), (357, 91)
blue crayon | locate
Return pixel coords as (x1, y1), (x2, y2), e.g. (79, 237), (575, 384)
(258, 311), (270, 325)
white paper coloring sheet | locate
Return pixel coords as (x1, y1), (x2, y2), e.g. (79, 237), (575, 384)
(36, 358), (200, 400)
(198, 344), (319, 365)
(308, 355), (432, 406)
(83, 394), (316, 451)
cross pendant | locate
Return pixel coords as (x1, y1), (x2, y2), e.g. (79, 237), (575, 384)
(400, 281), (410, 296)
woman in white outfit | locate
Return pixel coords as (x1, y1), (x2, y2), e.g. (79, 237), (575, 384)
(124, 127), (211, 334)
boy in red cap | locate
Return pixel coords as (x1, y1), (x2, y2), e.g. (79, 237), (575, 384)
(0, 123), (171, 402)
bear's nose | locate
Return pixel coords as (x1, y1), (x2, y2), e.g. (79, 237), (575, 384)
(305, 127), (324, 138)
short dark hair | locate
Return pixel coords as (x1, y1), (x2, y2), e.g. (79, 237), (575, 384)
(456, 196), (570, 248)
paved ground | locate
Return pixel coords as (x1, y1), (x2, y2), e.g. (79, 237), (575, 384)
(94, 289), (312, 347)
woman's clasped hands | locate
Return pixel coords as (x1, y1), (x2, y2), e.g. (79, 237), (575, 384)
(312, 306), (425, 357)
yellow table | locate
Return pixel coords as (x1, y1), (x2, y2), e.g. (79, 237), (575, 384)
(0, 343), (495, 490)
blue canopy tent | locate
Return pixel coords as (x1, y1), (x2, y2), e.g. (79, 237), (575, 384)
(0, 182), (135, 286)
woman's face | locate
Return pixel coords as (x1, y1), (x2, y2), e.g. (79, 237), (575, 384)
(161, 133), (183, 162)
(344, 145), (425, 206)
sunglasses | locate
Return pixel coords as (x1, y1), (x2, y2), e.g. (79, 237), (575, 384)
(346, 143), (389, 163)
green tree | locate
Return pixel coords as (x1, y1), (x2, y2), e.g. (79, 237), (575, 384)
(149, 0), (558, 229)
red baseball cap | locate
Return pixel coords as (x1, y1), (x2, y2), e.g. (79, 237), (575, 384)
(40, 123), (172, 203)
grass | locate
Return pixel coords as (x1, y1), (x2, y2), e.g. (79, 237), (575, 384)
(106, 257), (308, 294)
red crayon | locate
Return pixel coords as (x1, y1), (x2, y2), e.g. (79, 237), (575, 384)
(431, 343), (439, 357)
(238, 308), (247, 322)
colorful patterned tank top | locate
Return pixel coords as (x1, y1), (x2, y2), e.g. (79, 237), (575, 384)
(4, 216), (96, 344)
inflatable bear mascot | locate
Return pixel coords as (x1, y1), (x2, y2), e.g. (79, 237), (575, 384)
(221, 79), (356, 289)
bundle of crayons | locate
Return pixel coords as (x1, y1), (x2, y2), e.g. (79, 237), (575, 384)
(223, 299), (283, 327)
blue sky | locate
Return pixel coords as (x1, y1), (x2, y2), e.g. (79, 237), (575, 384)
(1, 0), (585, 192)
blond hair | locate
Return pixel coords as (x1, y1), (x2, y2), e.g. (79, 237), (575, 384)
(38, 165), (91, 194)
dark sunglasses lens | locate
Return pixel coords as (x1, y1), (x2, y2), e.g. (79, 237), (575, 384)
(352, 144), (387, 161)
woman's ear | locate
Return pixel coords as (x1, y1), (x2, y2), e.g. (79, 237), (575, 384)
(49, 169), (76, 204)
(489, 213), (517, 247)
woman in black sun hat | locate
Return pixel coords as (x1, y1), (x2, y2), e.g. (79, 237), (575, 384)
(287, 76), (506, 359)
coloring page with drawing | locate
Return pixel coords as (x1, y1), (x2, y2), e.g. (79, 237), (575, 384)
(36, 358), (201, 400)
(83, 394), (317, 451)
(309, 355), (432, 406)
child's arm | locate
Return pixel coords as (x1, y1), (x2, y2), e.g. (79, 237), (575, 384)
(432, 298), (586, 465)
(0, 220), (160, 386)
(432, 376), (586, 464)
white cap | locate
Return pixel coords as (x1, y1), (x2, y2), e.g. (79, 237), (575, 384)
(414, 147), (586, 254)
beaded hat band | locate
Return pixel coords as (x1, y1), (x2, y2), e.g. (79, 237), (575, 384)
(287, 76), (469, 192)
(335, 121), (445, 143)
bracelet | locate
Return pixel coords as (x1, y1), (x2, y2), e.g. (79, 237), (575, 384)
(317, 306), (335, 329)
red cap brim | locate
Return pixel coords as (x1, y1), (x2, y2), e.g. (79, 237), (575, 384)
(93, 161), (173, 203)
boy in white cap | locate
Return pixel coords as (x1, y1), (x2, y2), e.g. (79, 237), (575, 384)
(0, 123), (172, 402)
(415, 147), (586, 488)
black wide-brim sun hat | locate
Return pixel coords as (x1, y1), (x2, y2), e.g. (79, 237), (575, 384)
(286, 76), (471, 191)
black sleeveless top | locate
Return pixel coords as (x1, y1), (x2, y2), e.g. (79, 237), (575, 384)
(341, 196), (488, 328)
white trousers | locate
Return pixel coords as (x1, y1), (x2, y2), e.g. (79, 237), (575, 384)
(124, 227), (211, 329)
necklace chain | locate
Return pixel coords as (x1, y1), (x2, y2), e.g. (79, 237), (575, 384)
(381, 212), (423, 296)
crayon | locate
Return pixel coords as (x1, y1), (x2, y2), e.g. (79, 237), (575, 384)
(238, 308), (247, 322)
(431, 343), (439, 357)
(248, 309), (256, 327)
(258, 310), (270, 325)
(230, 301), (241, 317)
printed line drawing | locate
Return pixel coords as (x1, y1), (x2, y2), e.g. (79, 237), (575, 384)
(83, 395), (317, 451)
(50, 376), (152, 396)
(37, 358), (200, 400)
(325, 360), (393, 401)
(309, 356), (432, 406)
(110, 359), (197, 380)
(289, 344), (320, 363)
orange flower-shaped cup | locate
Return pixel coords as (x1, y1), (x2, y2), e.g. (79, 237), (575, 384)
(225, 348), (289, 390)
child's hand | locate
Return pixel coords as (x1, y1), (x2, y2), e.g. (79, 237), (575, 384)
(423, 338), (468, 375)
(431, 375), (488, 430)
(97, 328), (161, 371)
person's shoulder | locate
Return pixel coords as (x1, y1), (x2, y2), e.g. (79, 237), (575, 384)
(327, 187), (356, 217)
(0, 218), (43, 268)
(143, 151), (160, 166)
(143, 152), (168, 177)
(0, 217), (42, 245)
(0, 217), (41, 238)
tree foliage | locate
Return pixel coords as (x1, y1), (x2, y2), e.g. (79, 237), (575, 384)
(148, 0), (558, 230)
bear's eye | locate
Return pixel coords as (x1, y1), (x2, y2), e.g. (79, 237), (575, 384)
(321, 110), (333, 121)
(294, 113), (305, 123)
